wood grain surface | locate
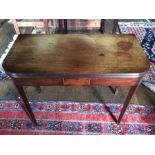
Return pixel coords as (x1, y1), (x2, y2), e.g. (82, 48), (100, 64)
(13, 77), (140, 86)
(3, 34), (150, 74)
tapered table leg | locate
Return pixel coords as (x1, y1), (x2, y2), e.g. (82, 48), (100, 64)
(117, 84), (139, 125)
(13, 83), (37, 125)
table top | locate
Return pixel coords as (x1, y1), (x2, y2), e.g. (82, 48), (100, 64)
(3, 34), (150, 77)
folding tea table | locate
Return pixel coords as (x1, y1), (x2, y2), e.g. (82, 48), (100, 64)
(3, 34), (150, 125)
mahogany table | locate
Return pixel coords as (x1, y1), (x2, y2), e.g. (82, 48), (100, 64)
(3, 34), (150, 126)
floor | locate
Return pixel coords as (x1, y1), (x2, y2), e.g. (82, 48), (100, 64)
(0, 19), (155, 107)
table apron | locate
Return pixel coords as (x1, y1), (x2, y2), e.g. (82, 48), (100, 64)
(13, 77), (141, 86)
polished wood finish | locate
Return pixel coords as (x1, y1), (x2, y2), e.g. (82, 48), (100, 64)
(90, 78), (140, 86)
(117, 84), (139, 124)
(3, 34), (150, 125)
(13, 82), (37, 125)
(13, 77), (140, 86)
(14, 78), (63, 86)
(3, 34), (150, 74)
(63, 78), (90, 86)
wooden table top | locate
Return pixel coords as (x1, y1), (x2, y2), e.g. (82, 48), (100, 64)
(3, 34), (150, 76)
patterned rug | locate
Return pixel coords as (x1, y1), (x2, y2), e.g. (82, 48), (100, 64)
(0, 100), (155, 135)
(119, 22), (155, 93)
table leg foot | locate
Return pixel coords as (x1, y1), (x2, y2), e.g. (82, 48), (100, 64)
(112, 124), (123, 134)
(14, 83), (37, 126)
(117, 85), (139, 125)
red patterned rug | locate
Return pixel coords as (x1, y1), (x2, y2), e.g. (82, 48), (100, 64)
(0, 100), (155, 135)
